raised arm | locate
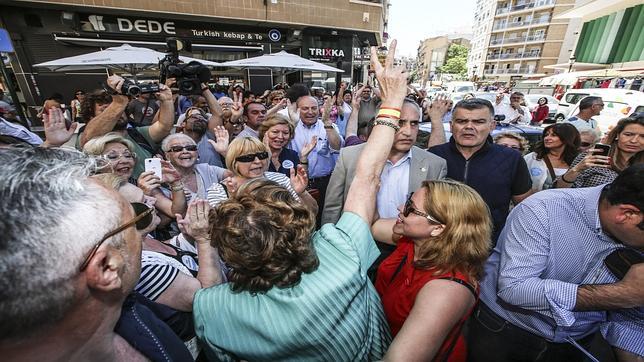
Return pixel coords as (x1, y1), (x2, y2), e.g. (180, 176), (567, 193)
(321, 96), (342, 150)
(345, 84), (366, 138)
(147, 85), (175, 143)
(80, 76), (128, 147)
(343, 40), (408, 224)
(202, 84), (223, 130)
(427, 94), (450, 148)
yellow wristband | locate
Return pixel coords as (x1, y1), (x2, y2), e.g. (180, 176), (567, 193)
(377, 109), (401, 119)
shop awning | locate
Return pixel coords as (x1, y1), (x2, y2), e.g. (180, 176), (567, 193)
(53, 35), (264, 52)
(543, 62), (608, 71)
(538, 71), (598, 86)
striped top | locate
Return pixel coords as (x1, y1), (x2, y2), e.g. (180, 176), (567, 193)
(480, 185), (644, 356)
(193, 212), (392, 361)
(206, 171), (299, 207)
(136, 250), (194, 301)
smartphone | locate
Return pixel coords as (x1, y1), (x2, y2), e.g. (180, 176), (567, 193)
(593, 143), (611, 157)
(604, 248), (644, 280)
(144, 158), (162, 179)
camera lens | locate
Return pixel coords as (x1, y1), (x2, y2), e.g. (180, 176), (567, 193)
(127, 85), (141, 96)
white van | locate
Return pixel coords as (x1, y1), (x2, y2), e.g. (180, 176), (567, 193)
(444, 81), (476, 93)
(555, 88), (644, 133)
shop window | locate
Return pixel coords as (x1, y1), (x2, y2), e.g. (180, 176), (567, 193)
(24, 14), (43, 28)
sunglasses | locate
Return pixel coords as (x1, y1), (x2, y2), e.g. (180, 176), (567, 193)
(167, 145), (198, 153)
(580, 142), (592, 148)
(103, 152), (136, 161)
(79, 202), (154, 271)
(235, 151), (269, 163)
(403, 193), (443, 224)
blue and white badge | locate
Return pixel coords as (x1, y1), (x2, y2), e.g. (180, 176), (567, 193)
(530, 167), (543, 177)
(282, 160), (294, 169)
(268, 29), (281, 42)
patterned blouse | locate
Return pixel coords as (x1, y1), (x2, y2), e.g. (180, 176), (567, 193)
(569, 152), (619, 188)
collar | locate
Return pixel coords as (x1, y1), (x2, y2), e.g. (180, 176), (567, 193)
(387, 150), (412, 166)
(298, 119), (322, 130)
(583, 185), (608, 234)
(448, 136), (493, 158)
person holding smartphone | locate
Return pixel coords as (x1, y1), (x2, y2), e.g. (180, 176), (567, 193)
(557, 114), (644, 188)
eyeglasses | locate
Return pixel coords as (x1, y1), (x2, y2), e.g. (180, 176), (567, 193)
(103, 151), (136, 161)
(403, 193), (443, 224)
(79, 202), (154, 271)
(167, 145), (198, 153)
(580, 142), (592, 148)
(235, 151), (269, 163)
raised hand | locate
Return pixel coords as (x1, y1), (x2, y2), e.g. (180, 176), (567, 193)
(290, 165), (309, 195)
(208, 125), (230, 156)
(176, 199), (211, 243)
(300, 135), (318, 158)
(429, 94), (451, 121)
(43, 107), (77, 147)
(370, 40), (408, 107)
(287, 99), (300, 124)
(155, 84), (173, 102)
(138, 171), (162, 195)
(106, 75), (125, 94)
(231, 94), (244, 120)
(574, 148), (611, 171)
(351, 84), (366, 110)
(160, 160), (181, 184)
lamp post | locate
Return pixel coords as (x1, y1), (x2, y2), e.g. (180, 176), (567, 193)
(567, 55), (576, 73)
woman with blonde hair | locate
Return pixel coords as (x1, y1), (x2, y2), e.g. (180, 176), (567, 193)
(258, 114), (316, 177)
(206, 136), (316, 211)
(371, 179), (492, 361)
(493, 131), (529, 155)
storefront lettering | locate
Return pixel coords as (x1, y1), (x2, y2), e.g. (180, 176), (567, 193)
(190, 29), (263, 41)
(116, 18), (176, 34)
(308, 48), (345, 58)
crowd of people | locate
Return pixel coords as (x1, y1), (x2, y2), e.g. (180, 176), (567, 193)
(1, 39), (643, 362)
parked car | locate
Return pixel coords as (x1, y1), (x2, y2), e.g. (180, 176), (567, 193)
(444, 81), (476, 93)
(524, 94), (559, 123)
(555, 88), (644, 133)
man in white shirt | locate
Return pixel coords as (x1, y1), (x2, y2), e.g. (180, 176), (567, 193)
(565, 96), (602, 133)
(495, 92), (532, 124)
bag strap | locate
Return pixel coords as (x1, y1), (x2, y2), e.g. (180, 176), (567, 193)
(436, 276), (478, 362)
(389, 254), (408, 285)
(542, 155), (557, 182)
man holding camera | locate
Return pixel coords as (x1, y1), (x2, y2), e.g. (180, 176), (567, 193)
(126, 93), (160, 127)
(80, 75), (175, 178)
(427, 98), (532, 244)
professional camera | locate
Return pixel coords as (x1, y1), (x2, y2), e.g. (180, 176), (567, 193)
(159, 38), (211, 96)
(120, 79), (160, 96)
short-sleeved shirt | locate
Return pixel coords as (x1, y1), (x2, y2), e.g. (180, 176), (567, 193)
(565, 116), (598, 133)
(268, 148), (300, 177)
(428, 138), (532, 244)
(193, 212), (392, 361)
(136, 248), (197, 301)
(126, 98), (160, 126)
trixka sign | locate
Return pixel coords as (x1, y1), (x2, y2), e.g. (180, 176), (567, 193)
(308, 48), (345, 58)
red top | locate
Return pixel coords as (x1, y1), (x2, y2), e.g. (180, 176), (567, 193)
(533, 105), (550, 123)
(375, 237), (478, 362)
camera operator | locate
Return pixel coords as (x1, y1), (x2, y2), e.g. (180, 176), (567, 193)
(80, 75), (175, 178)
(126, 92), (160, 127)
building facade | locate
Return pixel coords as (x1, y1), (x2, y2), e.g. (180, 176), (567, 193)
(468, 0), (497, 80)
(0, 0), (388, 112)
(467, 0), (579, 82)
(417, 35), (471, 87)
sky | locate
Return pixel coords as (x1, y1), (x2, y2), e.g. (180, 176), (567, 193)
(387, 0), (477, 57)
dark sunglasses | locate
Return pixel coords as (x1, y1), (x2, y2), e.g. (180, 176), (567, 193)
(580, 142), (592, 148)
(167, 145), (198, 153)
(403, 193), (443, 224)
(235, 151), (269, 163)
(79, 202), (154, 271)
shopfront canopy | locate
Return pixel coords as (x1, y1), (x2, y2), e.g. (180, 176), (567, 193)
(220, 51), (344, 75)
(538, 71), (599, 86)
(33, 44), (220, 72)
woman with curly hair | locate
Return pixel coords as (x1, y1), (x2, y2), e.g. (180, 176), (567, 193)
(557, 114), (644, 188)
(192, 39), (410, 361)
(493, 131), (529, 155)
(371, 180), (491, 361)
(524, 123), (580, 191)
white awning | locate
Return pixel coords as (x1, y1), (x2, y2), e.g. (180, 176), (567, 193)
(53, 35), (264, 52)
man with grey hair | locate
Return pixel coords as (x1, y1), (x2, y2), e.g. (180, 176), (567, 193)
(0, 147), (190, 360)
(323, 98), (447, 226)
(579, 128), (601, 153)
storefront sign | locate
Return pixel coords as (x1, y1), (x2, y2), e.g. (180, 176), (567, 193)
(80, 14), (280, 43)
(308, 47), (345, 59)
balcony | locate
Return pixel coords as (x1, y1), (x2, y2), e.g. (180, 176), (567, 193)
(484, 67), (534, 75)
(489, 34), (546, 45)
(487, 51), (541, 60)
(495, 0), (555, 15)
(492, 16), (551, 31)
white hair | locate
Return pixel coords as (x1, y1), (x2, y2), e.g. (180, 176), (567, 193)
(161, 133), (197, 152)
(0, 147), (122, 340)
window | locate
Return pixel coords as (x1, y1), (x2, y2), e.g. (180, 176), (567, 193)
(565, 93), (589, 104)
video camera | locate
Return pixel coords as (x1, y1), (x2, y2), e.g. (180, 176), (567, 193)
(159, 38), (211, 95)
(494, 114), (506, 122)
(119, 79), (160, 96)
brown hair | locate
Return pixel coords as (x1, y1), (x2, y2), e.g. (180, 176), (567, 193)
(605, 115), (644, 172)
(414, 180), (492, 281)
(258, 114), (295, 143)
(209, 179), (318, 294)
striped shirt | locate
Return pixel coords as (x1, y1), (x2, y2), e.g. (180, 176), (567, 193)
(193, 212), (392, 361)
(206, 171), (299, 207)
(480, 186), (644, 356)
(136, 250), (194, 301)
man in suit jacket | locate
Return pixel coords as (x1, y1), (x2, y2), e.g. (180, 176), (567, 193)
(322, 99), (447, 225)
